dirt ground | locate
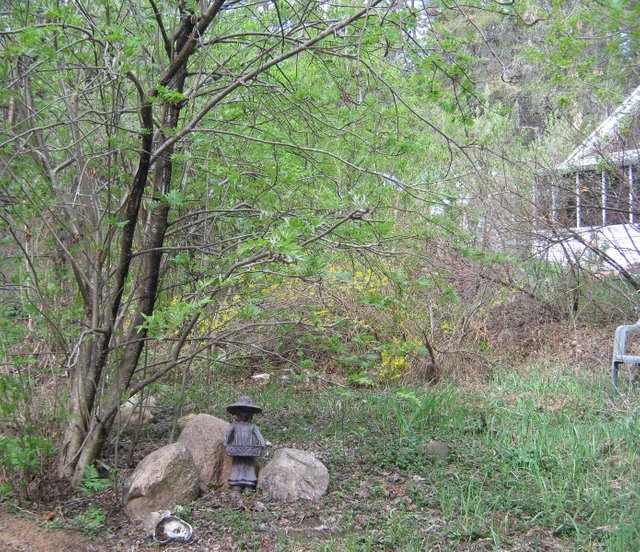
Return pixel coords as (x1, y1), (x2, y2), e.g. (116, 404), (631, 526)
(0, 508), (106, 552)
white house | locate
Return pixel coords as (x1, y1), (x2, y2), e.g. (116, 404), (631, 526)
(534, 85), (640, 271)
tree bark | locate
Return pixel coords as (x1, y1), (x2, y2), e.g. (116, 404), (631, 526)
(61, 12), (194, 483)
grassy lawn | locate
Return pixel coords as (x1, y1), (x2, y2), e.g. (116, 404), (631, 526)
(7, 362), (637, 551)
(140, 362), (640, 551)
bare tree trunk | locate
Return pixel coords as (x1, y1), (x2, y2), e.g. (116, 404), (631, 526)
(62, 17), (192, 483)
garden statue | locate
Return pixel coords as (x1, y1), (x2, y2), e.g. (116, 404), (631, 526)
(223, 396), (266, 493)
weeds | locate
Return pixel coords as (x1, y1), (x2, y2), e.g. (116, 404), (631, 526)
(0, 372), (54, 494)
(3, 360), (639, 550)
(259, 362), (640, 549)
(73, 504), (106, 531)
(79, 465), (111, 497)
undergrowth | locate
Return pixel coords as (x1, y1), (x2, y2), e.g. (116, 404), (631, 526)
(165, 361), (638, 550)
(3, 360), (639, 550)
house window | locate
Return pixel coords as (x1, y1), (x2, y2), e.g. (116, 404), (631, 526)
(606, 166), (631, 225)
(537, 164), (639, 228)
(555, 175), (576, 226)
(578, 171), (604, 227)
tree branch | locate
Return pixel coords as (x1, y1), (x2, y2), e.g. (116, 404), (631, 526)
(149, 0), (172, 58)
(150, 0), (385, 163)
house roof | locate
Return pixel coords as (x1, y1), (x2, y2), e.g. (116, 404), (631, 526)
(557, 84), (640, 173)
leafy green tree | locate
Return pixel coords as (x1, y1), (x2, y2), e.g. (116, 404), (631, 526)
(1, 0), (421, 484)
(0, 0), (479, 484)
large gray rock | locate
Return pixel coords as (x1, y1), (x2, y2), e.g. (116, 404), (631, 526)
(123, 442), (199, 521)
(178, 414), (231, 492)
(116, 394), (157, 429)
(258, 448), (329, 501)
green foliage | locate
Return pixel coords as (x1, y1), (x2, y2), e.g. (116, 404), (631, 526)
(73, 504), (106, 531)
(79, 465), (111, 497)
(0, 434), (53, 479)
(0, 374), (54, 489)
(155, 86), (189, 105)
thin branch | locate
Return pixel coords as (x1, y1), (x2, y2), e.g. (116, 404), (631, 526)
(150, 0), (386, 163)
(149, 0), (172, 58)
(197, 127), (417, 191)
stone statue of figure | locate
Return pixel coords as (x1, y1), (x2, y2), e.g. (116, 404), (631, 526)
(223, 396), (266, 493)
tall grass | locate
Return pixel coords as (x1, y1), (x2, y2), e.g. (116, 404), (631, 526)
(152, 361), (640, 550)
